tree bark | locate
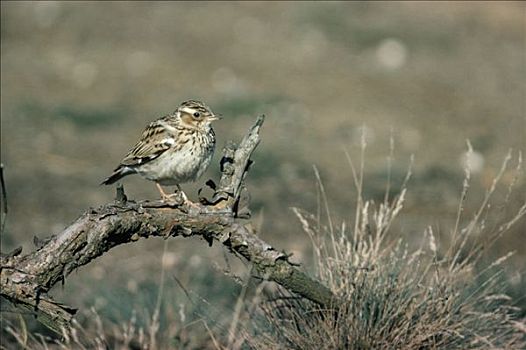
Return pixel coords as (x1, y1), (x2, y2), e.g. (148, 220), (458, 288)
(0, 116), (338, 333)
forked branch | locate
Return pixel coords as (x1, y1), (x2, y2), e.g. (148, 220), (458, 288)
(0, 115), (338, 333)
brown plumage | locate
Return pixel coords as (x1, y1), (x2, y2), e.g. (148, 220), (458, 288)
(102, 100), (219, 200)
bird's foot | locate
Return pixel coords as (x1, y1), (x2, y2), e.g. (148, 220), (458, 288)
(175, 190), (201, 210)
(160, 192), (185, 205)
(156, 183), (184, 205)
(156, 184), (204, 211)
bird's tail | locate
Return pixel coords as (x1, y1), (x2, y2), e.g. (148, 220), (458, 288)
(100, 166), (134, 185)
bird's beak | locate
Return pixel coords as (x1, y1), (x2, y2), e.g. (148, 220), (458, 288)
(208, 114), (222, 121)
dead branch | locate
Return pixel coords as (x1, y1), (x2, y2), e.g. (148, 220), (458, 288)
(0, 115), (338, 333)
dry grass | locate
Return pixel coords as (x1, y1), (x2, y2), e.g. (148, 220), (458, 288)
(2, 142), (525, 349)
(245, 141), (525, 349)
(1, 2), (525, 348)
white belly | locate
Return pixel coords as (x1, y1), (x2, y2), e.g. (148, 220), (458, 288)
(137, 142), (214, 185)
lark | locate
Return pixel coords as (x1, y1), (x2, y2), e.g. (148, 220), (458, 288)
(101, 100), (219, 202)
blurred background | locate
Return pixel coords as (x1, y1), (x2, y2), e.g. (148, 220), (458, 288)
(1, 1), (525, 346)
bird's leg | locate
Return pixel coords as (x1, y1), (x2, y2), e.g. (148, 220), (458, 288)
(174, 184), (201, 209)
(155, 183), (200, 209)
(174, 184), (185, 198)
(156, 183), (178, 201)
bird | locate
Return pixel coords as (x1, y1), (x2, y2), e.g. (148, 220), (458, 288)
(101, 99), (219, 203)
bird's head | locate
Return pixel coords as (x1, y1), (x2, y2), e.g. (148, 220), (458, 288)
(175, 99), (220, 129)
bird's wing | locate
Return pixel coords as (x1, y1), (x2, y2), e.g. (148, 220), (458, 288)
(119, 118), (178, 167)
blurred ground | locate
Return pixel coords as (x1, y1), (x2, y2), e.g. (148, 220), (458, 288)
(1, 1), (525, 342)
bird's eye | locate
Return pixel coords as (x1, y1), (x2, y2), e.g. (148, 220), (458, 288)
(193, 112), (201, 118)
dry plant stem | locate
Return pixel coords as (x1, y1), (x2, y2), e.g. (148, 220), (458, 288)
(0, 115), (338, 333)
(1, 163), (8, 236)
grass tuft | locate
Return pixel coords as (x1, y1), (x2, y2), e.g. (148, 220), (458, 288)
(246, 144), (525, 350)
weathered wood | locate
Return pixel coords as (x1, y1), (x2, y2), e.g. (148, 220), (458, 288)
(0, 116), (338, 333)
